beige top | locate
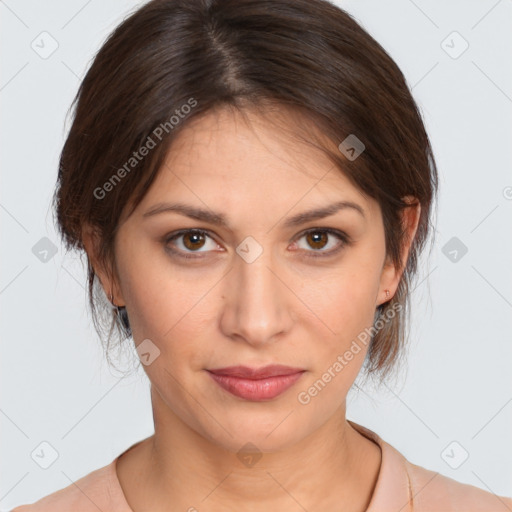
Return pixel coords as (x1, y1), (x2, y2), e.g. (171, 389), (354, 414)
(12, 420), (512, 511)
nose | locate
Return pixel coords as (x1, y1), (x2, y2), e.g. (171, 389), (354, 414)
(219, 247), (295, 347)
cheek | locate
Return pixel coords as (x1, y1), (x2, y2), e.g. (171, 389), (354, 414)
(299, 248), (384, 385)
(314, 258), (382, 335)
(118, 247), (217, 367)
(295, 265), (382, 409)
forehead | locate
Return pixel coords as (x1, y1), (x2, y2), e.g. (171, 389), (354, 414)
(164, 106), (352, 182)
(133, 105), (379, 224)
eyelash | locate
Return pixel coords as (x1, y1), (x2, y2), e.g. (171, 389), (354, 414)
(164, 228), (351, 260)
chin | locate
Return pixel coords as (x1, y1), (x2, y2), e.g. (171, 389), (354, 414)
(193, 406), (311, 455)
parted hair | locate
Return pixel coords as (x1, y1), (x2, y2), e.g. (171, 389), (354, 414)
(53, 0), (438, 384)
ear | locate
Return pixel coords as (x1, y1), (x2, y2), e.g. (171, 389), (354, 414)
(376, 195), (421, 307)
(82, 223), (125, 307)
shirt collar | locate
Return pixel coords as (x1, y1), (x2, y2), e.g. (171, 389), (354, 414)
(348, 419), (413, 512)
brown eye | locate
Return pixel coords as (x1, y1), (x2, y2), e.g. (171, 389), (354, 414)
(182, 231), (206, 251)
(165, 229), (218, 259)
(164, 227), (350, 261)
(305, 231), (329, 250)
(294, 228), (350, 258)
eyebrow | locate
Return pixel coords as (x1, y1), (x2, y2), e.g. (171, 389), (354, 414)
(142, 200), (366, 228)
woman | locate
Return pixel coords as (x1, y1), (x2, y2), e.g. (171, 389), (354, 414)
(13, 0), (512, 510)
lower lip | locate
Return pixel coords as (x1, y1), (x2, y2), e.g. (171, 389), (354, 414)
(207, 371), (305, 401)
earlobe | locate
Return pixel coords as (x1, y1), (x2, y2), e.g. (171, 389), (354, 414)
(377, 262), (398, 307)
(376, 196), (421, 308)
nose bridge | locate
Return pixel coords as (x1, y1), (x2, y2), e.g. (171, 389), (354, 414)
(222, 240), (292, 344)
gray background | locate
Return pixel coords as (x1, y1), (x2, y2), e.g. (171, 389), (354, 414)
(1, 0), (511, 508)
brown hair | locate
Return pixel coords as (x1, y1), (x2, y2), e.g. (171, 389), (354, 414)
(53, 0), (438, 384)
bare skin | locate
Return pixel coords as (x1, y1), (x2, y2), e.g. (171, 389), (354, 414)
(84, 105), (421, 512)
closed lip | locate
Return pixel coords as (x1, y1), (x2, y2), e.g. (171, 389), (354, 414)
(206, 365), (305, 379)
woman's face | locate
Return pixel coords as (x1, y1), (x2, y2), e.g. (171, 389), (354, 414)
(97, 107), (416, 452)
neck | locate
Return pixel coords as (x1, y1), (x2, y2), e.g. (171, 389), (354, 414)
(118, 385), (381, 512)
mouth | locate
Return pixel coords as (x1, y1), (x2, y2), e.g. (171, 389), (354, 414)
(206, 365), (306, 401)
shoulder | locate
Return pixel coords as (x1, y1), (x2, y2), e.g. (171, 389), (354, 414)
(348, 419), (512, 512)
(405, 458), (512, 511)
(10, 459), (129, 512)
